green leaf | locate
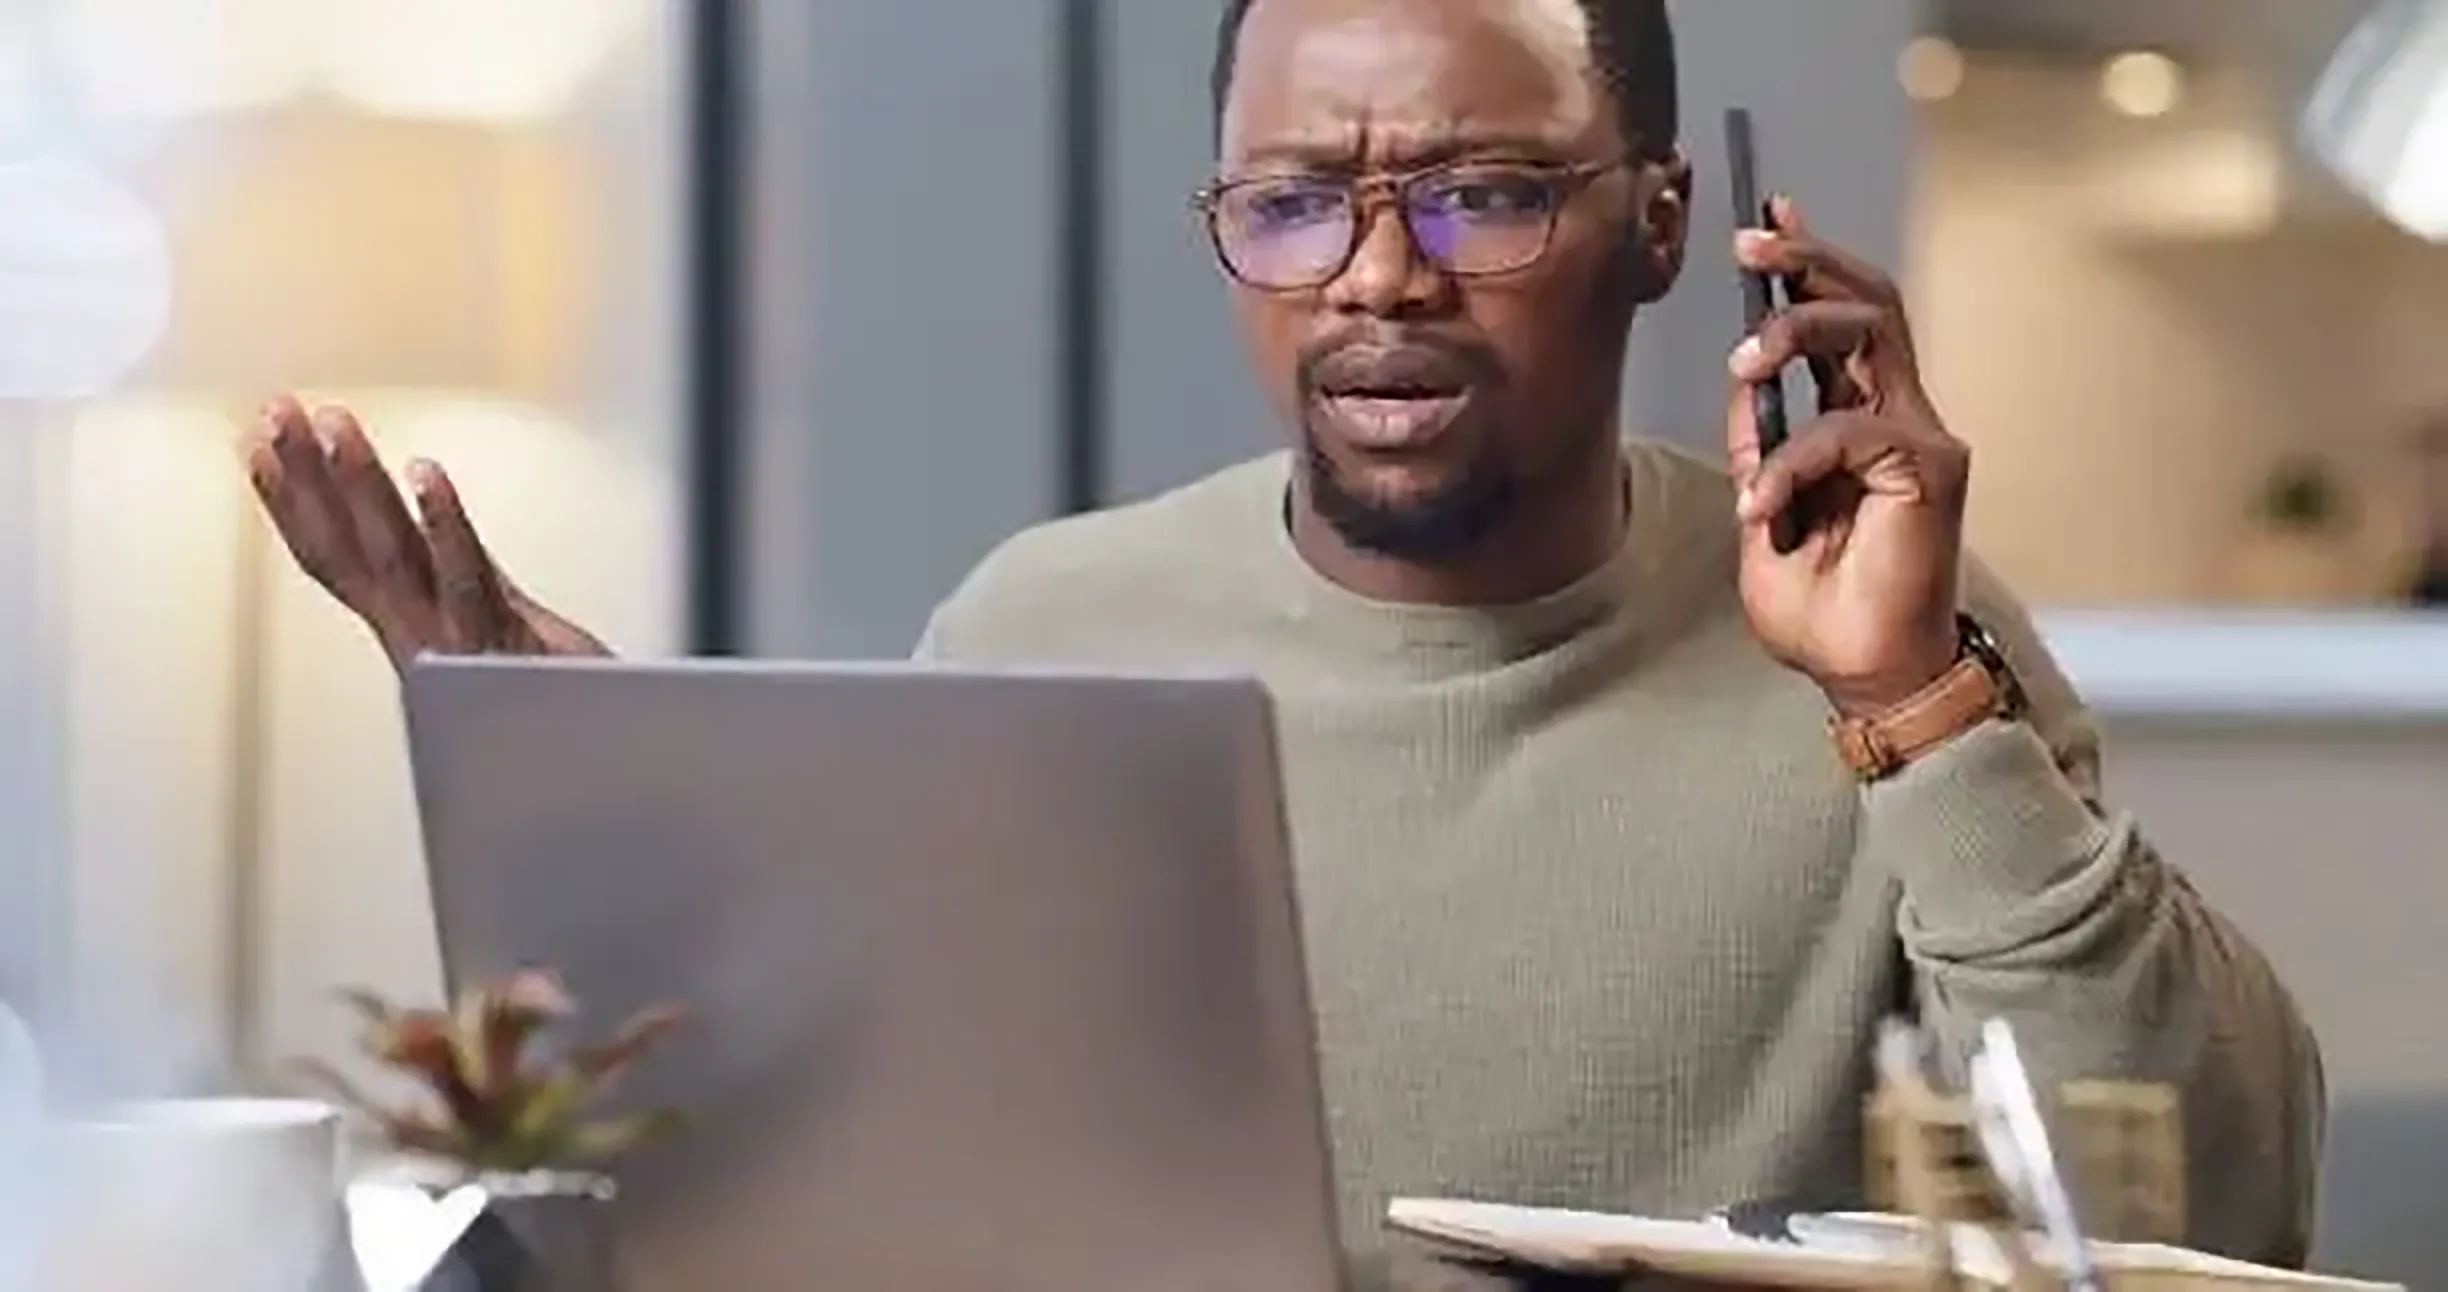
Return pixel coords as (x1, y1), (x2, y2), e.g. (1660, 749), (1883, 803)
(329, 969), (690, 1172)
(571, 1004), (686, 1093)
(381, 1111), (475, 1162)
(505, 1070), (592, 1150)
(564, 1109), (685, 1164)
(451, 986), (499, 1107)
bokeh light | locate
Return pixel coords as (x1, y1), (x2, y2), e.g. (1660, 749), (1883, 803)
(48, 0), (320, 123)
(0, 156), (172, 398)
(1897, 36), (1966, 103)
(2101, 50), (2185, 119)
(320, 0), (650, 121)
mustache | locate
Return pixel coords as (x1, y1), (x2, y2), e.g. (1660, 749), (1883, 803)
(1293, 327), (1506, 398)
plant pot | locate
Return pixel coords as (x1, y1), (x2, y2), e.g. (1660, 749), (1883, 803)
(428, 1174), (619, 1292)
(352, 1163), (623, 1292)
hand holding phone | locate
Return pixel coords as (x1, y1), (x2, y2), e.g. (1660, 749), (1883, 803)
(1723, 107), (1807, 555)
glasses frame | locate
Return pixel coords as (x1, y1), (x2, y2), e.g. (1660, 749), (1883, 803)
(1189, 157), (1625, 292)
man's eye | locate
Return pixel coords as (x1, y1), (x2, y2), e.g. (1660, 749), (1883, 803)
(1419, 176), (1556, 219)
(1242, 186), (1345, 228)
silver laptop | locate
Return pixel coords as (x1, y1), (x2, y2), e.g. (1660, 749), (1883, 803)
(402, 656), (1345, 1292)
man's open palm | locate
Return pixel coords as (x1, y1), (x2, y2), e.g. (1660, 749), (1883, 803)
(243, 395), (609, 669)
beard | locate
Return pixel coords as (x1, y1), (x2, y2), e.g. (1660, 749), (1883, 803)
(1293, 325), (1519, 562)
(1299, 436), (1519, 563)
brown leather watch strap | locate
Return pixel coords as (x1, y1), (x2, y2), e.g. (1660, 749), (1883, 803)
(1828, 614), (2026, 782)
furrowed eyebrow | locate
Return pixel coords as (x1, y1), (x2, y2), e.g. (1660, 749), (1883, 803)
(1226, 130), (1583, 174)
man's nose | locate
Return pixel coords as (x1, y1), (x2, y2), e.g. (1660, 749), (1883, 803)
(1323, 204), (1449, 316)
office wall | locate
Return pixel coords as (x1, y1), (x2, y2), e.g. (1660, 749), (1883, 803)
(739, 0), (1065, 659)
(1096, 2), (1271, 501)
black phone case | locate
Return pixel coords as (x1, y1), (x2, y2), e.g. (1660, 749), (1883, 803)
(1724, 108), (1807, 555)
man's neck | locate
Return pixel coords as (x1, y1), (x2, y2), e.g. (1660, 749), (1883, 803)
(1288, 450), (1631, 608)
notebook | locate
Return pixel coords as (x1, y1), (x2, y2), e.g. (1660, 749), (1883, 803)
(1385, 1198), (2405, 1291)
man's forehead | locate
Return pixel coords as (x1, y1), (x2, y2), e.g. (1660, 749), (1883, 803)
(1226, 0), (1607, 156)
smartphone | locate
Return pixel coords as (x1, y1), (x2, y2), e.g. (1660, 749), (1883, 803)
(1724, 107), (1806, 555)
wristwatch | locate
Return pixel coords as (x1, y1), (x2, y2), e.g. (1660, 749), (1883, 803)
(1829, 613), (2029, 782)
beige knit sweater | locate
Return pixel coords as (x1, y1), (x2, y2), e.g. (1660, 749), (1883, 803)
(915, 441), (2323, 1279)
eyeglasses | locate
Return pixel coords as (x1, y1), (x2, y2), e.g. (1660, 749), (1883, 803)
(1191, 158), (1622, 292)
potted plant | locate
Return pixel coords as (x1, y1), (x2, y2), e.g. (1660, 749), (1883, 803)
(300, 969), (685, 1292)
(2227, 453), (2368, 606)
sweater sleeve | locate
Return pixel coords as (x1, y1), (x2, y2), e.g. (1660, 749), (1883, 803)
(1858, 558), (2325, 1267)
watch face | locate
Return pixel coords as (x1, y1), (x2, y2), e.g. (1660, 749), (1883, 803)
(1956, 613), (2028, 717)
(1955, 611), (2000, 659)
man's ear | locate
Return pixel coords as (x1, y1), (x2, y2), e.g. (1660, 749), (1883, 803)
(1627, 146), (1692, 304)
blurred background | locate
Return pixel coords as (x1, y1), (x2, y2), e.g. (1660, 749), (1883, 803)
(0, 0), (2442, 1279)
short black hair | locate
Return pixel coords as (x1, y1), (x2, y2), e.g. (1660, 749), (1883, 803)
(1210, 0), (1678, 160)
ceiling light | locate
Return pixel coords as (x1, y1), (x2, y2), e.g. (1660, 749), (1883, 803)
(2100, 50), (2184, 118)
(2300, 0), (2448, 241)
(1897, 36), (1966, 103)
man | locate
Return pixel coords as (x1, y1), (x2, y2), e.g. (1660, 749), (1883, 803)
(242, 0), (2323, 1279)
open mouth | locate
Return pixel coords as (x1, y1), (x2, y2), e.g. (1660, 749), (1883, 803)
(1310, 346), (1479, 450)
(1315, 388), (1472, 449)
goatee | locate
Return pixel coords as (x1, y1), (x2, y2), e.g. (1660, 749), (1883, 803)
(1300, 440), (1518, 563)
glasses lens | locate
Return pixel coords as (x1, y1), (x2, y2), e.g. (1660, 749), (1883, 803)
(1215, 178), (1353, 287)
(1405, 167), (1561, 275)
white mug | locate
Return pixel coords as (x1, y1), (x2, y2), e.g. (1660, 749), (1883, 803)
(47, 1097), (344, 1292)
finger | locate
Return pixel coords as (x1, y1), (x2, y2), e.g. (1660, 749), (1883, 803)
(1736, 411), (1938, 525)
(1803, 347), (1859, 414)
(1733, 229), (1894, 305)
(1727, 303), (1880, 478)
(314, 405), (443, 630)
(1743, 202), (1875, 407)
(1748, 234), (1852, 414)
(1724, 353), (1786, 481)
(1730, 300), (1886, 383)
(407, 459), (517, 651)
(1768, 193), (1809, 236)
(1732, 225), (1897, 310)
(1766, 265), (1856, 411)
(1762, 194), (1814, 303)
(248, 397), (373, 600)
(1725, 376), (1763, 482)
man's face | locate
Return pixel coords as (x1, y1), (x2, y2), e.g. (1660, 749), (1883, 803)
(1217, 0), (1687, 560)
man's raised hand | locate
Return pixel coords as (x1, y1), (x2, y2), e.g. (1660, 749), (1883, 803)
(242, 395), (610, 669)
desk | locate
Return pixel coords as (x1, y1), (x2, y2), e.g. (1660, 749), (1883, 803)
(2037, 610), (2448, 721)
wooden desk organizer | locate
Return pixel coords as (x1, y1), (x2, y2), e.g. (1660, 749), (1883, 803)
(1864, 1055), (2188, 1290)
